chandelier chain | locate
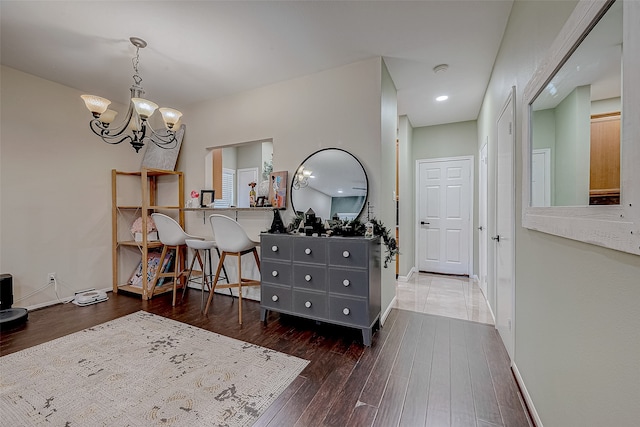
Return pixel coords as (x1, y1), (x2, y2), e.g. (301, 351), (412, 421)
(132, 46), (143, 86)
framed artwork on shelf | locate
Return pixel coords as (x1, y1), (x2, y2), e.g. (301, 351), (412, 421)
(269, 171), (288, 209)
(128, 251), (164, 288)
(200, 190), (215, 207)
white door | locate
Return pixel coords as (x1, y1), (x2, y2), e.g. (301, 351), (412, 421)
(417, 157), (473, 275)
(237, 168), (258, 208)
(479, 143), (489, 297)
(495, 88), (516, 361)
(531, 148), (551, 207)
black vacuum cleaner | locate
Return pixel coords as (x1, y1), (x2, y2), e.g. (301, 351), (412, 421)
(0, 274), (28, 330)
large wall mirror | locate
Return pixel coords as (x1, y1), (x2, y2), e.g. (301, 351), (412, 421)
(522, 0), (640, 255)
(205, 139), (273, 208)
(290, 148), (368, 221)
(530, 0), (621, 207)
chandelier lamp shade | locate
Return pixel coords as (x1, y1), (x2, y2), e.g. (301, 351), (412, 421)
(80, 37), (183, 152)
(292, 165), (313, 189)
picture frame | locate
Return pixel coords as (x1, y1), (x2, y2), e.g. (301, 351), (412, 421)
(200, 190), (215, 207)
(256, 196), (266, 207)
(269, 171), (288, 209)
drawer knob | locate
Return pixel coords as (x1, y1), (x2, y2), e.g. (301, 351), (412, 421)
(305, 274), (312, 282)
(305, 248), (312, 255)
(343, 308), (350, 315)
(342, 250), (350, 258)
(305, 301), (312, 308)
(272, 295), (279, 302)
(271, 245), (278, 252)
(271, 270), (278, 277)
(343, 279), (350, 287)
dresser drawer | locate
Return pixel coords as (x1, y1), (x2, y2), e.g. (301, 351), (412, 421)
(261, 284), (292, 312)
(329, 296), (368, 326)
(261, 235), (292, 261)
(329, 239), (368, 268)
(328, 268), (368, 297)
(293, 264), (327, 291)
(293, 290), (327, 319)
(261, 260), (292, 286)
(293, 237), (327, 264)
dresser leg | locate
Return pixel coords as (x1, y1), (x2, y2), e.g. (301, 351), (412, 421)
(362, 328), (372, 346)
(260, 307), (268, 323)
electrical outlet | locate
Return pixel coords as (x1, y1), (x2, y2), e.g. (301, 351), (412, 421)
(48, 273), (58, 293)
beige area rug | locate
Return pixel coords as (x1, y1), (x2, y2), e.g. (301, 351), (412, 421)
(0, 311), (308, 426)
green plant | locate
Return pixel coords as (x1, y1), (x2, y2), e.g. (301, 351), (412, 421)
(262, 159), (273, 181)
(329, 217), (398, 268)
(369, 218), (398, 268)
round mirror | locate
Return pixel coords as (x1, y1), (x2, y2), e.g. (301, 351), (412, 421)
(290, 148), (368, 221)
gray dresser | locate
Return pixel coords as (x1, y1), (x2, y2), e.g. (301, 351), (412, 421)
(260, 233), (381, 346)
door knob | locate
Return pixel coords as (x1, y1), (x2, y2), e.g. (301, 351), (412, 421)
(421, 221), (430, 225)
(491, 235), (501, 242)
(478, 226), (484, 231)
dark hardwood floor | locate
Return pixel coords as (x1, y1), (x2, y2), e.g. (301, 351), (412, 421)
(0, 290), (533, 427)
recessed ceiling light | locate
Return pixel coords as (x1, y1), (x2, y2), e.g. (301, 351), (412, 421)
(436, 95), (449, 102)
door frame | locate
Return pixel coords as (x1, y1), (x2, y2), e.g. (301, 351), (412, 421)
(414, 155), (474, 277)
(479, 141), (489, 298)
(494, 86), (516, 362)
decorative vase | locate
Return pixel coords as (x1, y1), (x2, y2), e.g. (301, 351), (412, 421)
(249, 188), (256, 207)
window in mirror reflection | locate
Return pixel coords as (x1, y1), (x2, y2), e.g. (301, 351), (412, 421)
(530, 0), (621, 207)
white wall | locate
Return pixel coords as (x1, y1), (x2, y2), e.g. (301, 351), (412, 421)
(380, 60), (398, 317)
(478, 1), (640, 425)
(1, 56), (395, 312)
(0, 66), (141, 307)
(177, 57), (394, 312)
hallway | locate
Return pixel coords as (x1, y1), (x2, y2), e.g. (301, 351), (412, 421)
(394, 273), (494, 325)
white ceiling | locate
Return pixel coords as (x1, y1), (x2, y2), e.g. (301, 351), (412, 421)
(0, 0), (514, 128)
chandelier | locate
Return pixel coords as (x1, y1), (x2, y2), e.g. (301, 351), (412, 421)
(292, 165), (313, 189)
(80, 37), (183, 152)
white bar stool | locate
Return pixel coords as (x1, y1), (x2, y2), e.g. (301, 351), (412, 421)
(205, 214), (261, 324)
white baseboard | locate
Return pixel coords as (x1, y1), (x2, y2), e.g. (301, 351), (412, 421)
(380, 296), (396, 326)
(512, 362), (542, 427)
(471, 274), (479, 282)
(397, 267), (417, 282)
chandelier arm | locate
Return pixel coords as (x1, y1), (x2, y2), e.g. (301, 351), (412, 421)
(88, 120), (134, 146)
(88, 101), (137, 140)
(145, 125), (178, 149)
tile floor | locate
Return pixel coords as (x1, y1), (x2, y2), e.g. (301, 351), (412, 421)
(393, 272), (495, 325)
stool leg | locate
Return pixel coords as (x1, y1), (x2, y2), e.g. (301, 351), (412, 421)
(182, 248), (199, 302)
(215, 247), (232, 295)
(237, 252), (243, 324)
(201, 248), (212, 310)
(205, 252), (226, 315)
(252, 247), (261, 271)
(172, 246), (180, 306)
